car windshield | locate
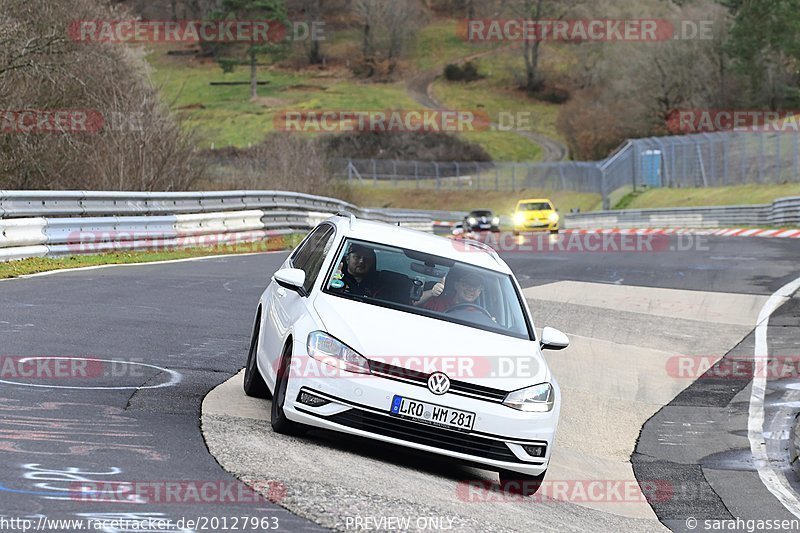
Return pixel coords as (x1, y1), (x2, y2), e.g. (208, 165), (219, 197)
(470, 210), (492, 217)
(519, 202), (552, 211)
(323, 239), (532, 340)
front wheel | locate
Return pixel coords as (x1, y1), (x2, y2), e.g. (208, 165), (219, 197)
(550, 229), (559, 235)
(498, 470), (546, 496)
(243, 312), (270, 399)
(270, 343), (306, 436)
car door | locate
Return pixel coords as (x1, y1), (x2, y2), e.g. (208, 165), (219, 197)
(259, 224), (336, 389)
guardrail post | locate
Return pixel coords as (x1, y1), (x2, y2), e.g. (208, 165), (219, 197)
(740, 135), (747, 184)
(511, 164), (516, 191)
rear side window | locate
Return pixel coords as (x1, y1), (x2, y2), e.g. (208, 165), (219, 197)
(291, 225), (336, 293)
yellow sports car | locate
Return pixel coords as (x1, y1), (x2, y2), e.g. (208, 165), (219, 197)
(512, 198), (559, 235)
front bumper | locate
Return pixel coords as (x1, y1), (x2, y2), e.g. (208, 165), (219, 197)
(282, 359), (558, 476)
(514, 220), (559, 232)
(466, 223), (500, 233)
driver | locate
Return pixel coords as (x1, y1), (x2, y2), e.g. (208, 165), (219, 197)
(416, 267), (484, 313)
(331, 243), (382, 298)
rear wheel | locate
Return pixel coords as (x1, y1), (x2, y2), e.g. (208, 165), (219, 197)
(498, 470), (546, 497)
(243, 312), (270, 399)
(271, 343), (306, 436)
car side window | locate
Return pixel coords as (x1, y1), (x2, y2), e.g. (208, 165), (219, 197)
(291, 225), (335, 294)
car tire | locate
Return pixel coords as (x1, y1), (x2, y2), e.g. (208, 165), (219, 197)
(243, 311), (271, 399)
(550, 229), (559, 235)
(271, 343), (306, 436)
(498, 470), (546, 497)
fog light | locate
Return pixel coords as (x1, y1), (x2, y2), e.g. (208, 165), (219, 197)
(297, 391), (330, 407)
(522, 444), (546, 458)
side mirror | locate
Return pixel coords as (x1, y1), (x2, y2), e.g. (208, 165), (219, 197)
(273, 268), (306, 295)
(540, 326), (569, 350)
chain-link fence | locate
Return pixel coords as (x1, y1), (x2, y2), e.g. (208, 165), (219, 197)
(336, 159), (602, 193)
(336, 129), (800, 209)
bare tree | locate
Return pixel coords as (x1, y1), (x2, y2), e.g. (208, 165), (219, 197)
(353, 0), (425, 72)
(505, 0), (584, 93)
(0, 0), (202, 190)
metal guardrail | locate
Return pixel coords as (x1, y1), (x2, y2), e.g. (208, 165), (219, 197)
(563, 196), (800, 230)
(0, 190), (435, 262)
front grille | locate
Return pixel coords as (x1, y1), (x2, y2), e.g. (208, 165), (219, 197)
(325, 409), (531, 463)
(368, 361), (508, 402)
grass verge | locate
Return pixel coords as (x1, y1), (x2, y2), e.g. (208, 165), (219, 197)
(341, 185), (601, 216)
(0, 235), (303, 280)
(623, 183), (800, 209)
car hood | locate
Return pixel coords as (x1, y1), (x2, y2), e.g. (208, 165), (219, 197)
(313, 293), (549, 391)
(521, 210), (553, 219)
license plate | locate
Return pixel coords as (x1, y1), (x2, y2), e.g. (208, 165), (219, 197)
(390, 395), (475, 431)
(479, 224), (491, 229)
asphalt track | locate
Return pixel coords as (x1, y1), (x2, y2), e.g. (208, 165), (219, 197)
(1, 234), (799, 532)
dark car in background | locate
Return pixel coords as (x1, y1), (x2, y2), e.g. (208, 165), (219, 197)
(463, 210), (500, 233)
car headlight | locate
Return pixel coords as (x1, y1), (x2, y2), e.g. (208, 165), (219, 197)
(467, 217), (477, 225)
(306, 331), (370, 374)
(503, 383), (554, 412)
(513, 212), (526, 225)
(548, 212), (559, 223)
(491, 217), (500, 225)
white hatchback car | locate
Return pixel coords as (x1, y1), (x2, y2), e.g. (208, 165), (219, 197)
(243, 213), (569, 492)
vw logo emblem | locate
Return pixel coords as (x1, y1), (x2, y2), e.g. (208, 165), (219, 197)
(427, 372), (450, 395)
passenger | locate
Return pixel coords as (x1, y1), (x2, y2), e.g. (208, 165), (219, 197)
(416, 268), (484, 313)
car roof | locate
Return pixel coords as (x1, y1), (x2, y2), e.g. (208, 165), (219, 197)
(325, 216), (510, 273)
(517, 198), (553, 204)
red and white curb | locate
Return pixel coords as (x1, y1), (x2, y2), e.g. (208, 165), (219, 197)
(563, 228), (800, 239)
(436, 222), (800, 239)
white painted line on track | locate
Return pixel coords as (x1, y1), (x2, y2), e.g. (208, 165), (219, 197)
(748, 275), (800, 518)
(0, 357), (182, 390)
(0, 250), (287, 282)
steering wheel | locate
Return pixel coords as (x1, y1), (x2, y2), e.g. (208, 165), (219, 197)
(445, 302), (493, 319)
